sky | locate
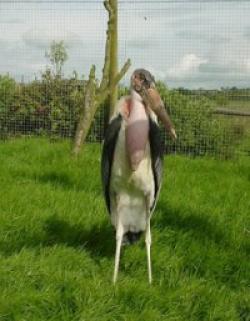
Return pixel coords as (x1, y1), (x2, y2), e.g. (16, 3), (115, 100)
(0, 0), (250, 89)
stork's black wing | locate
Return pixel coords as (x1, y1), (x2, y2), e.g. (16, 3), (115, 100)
(101, 114), (122, 214)
(149, 117), (164, 211)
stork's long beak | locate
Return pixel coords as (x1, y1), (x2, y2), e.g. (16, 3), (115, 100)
(140, 87), (177, 140)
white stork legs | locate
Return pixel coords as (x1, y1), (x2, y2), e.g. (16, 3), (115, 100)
(113, 205), (123, 284)
(145, 196), (152, 284)
(145, 219), (152, 284)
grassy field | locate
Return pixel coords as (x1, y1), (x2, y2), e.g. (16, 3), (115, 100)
(226, 100), (250, 112)
(214, 97), (250, 157)
(0, 138), (249, 321)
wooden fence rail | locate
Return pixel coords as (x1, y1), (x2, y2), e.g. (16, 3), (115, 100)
(213, 108), (250, 117)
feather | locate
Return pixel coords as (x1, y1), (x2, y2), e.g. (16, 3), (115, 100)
(101, 114), (122, 214)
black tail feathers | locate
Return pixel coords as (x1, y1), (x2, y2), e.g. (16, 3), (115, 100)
(122, 231), (142, 245)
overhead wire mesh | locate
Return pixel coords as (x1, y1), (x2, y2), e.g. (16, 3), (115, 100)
(0, 0), (249, 158)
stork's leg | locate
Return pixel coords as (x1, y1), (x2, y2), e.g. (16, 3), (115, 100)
(145, 197), (152, 284)
(146, 220), (152, 284)
(113, 209), (123, 284)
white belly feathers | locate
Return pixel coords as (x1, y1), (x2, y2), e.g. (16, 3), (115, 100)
(110, 122), (155, 232)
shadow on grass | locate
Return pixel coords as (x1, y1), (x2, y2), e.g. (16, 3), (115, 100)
(156, 201), (226, 247)
(1, 202), (249, 290)
(11, 169), (102, 194)
(34, 171), (102, 194)
(34, 172), (75, 190)
(44, 216), (115, 259)
(155, 201), (250, 288)
(156, 201), (249, 256)
(0, 216), (115, 260)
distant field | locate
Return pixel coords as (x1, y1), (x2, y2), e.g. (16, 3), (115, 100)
(0, 139), (249, 321)
(226, 100), (250, 111)
(214, 111), (250, 157)
(214, 97), (250, 157)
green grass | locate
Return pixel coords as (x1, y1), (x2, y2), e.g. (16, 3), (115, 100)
(0, 138), (249, 321)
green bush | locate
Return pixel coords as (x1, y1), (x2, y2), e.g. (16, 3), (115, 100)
(0, 71), (86, 138)
(0, 76), (247, 158)
(156, 82), (245, 158)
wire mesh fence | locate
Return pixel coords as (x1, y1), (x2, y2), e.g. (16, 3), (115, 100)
(0, 0), (249, 158)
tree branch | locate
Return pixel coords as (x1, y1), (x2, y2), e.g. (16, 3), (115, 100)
(104, 0), (113, 16)
(98, 1), (112, 93)
(96, 59), (131, 106)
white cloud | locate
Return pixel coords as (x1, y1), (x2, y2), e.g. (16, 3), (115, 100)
(245, 59), (250, 72)
(0, 1), (250, 87)
(22, 29), (83, 50)
(168, 54), (208, 79)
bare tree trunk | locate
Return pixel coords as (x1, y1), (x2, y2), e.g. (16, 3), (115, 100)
(108, 0), (118, 118)
(72, 66), (96, 156)
(72, 0), (131, 156)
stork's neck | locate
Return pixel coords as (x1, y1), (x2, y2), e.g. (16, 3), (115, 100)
(126, 89), (149, 171)
(112, 90), (145, 121)
(130, 89), (144, 103)
(130, 89), (157, 123)
(129, 89), (147, 118)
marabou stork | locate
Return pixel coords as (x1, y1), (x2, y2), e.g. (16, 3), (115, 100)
(101, 69), (176, 283)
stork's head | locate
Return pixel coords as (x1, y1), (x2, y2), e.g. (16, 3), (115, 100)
(131, 69), (155, 92)
(130, 69), (177, 140)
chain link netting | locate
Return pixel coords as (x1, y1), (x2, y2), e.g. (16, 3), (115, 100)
(0, 0), (249, 158)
